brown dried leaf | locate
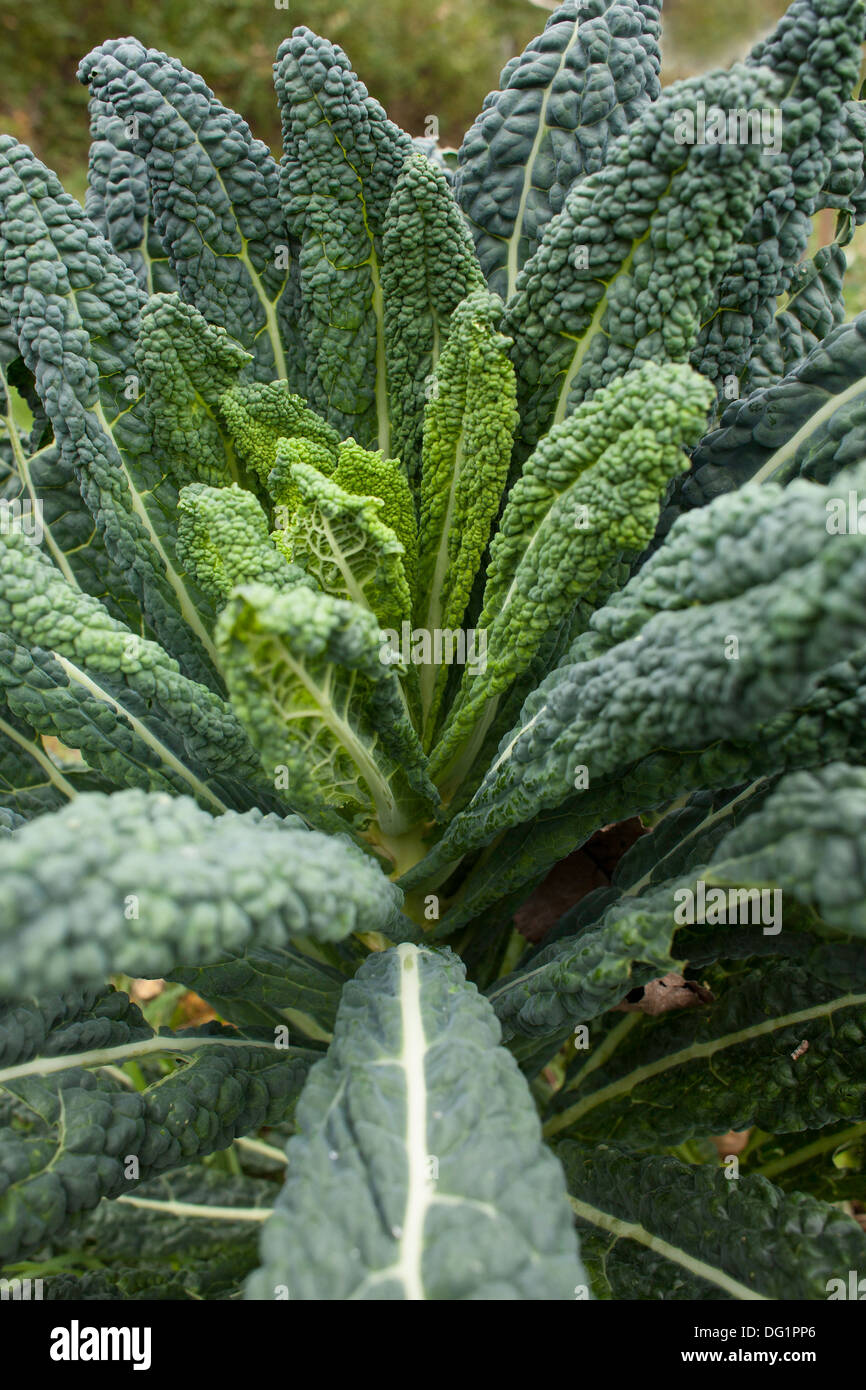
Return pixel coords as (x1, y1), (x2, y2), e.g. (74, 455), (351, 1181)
(514, 849), (607, 943)
(129, 978), (165, 1003)
(591, 818), (646, 877)
(711, 1129), (752, 1159)
(178, 991), (218, 1027)
(614, 972), (715, 1015)
(513, 818), (647, 945)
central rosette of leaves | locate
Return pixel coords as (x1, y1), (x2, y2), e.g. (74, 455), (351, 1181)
(143, 291), (712, 865)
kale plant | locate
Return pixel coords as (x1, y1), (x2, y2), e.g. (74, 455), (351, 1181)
(1, 0), (866, 1301)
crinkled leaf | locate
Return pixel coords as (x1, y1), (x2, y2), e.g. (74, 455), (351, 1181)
(0, 136), (220, 685)
(78, 37), (300, 382)
(383, 153), (485, 484)
(431, 363), (714, 787)
(455, 0), (662, 300)
(558, 1142), (865, 1300)
(221, 381), (340, 491)
(136, 293), (251, 490)
(0, 788), (402, 995)
(693, 0), (865, 390)
(0, 529), (264, 787)
(545, 953), (866, 1148)
(178, 483), (304, 610)
(416, 290), (518, 740)
(273, 28), (413, 448)
(217, 582), (438, 836)
(503, 63), (780, 455)
(412, 464), (866, 905)
(0, 998), (313, 1261)
(246, 945), (584, 1300)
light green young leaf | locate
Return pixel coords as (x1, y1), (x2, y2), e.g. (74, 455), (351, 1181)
(275, 460), (413, 635)
(216, 582), (438, 836)
(382, 153), (486, 483)
(430, 363), (714, 788)
(268, 438), (339, 516)
(220, 381), (341, 490)
(136, 293), (251, 489)
(177, 483), (307, 610)
(416, 290), (518, 739)
(330, 439), (419, 599)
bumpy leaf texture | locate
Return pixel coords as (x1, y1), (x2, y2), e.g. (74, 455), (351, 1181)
(217, 583), (438, 835)
(84, 101), (178, 296)
(246, 945), (584, 1299)
(78, 37), (301, 383)
(694, 0), (866, 392)
(455, 0), (662, 300)
(0, 989), (313, 1261)
(274, 28), (413, 448)
(409, 461), (866, 926)
(503, 62), (781, 455)
(383, 154), (486, 484)
(136, 293), (252, 490)
(666, 312), (866, 532)
(0, 789), (402, 995)
(558, 1143), (865, 1300)
(177, 483), (303, 608)
(0, 529), (263, 788)
(0, 138), (219, 687)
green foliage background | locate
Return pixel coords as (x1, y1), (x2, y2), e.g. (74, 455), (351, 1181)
(6, 0), (865, 424)
(0, 0), (789, 182)
(0, 0), (863, 445)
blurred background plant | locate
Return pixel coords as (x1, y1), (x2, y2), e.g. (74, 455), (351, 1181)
(0, 0), (791, 180)
(0, 0), (862, 302)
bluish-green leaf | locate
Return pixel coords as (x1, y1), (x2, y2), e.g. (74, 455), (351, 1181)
(246, 944), (584, 1300)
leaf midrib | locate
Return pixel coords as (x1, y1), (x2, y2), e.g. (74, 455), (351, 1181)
(545, 989), (866, 1137)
